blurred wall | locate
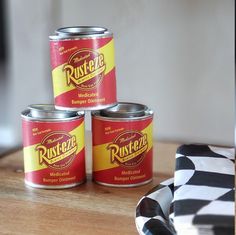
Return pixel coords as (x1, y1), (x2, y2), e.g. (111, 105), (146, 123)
(2, 0), (234, 146)
(3, 0), (61, 145)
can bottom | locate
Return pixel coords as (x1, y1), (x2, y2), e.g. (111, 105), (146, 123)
(93, 178), (152, 188)
(55, 102), (117, 111)
(25, 179), (86, 189)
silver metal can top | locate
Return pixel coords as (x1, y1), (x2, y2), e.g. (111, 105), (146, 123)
(93, 102), (153, 119)
(21, 104), (84, 121)
(50, 26), (112, 40)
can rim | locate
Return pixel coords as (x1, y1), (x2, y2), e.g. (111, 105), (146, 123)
(56, 26), (108, 35)
(92, 102), (153, 120)
(50, 26), (112, 39)
(55, 102), (117, 111)
(25, 179), (86, 189)
(21, 104), (84, 121)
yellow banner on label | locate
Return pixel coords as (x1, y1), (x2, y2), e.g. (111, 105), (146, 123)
(52, 39), (115, 97)
(24, 122), (85, 173)
(93, 123), (153, 172)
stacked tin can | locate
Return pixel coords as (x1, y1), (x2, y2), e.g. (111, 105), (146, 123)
(21, 26), (153, 189)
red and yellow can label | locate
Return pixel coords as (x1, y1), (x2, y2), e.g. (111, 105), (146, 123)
(50, 37), (116, 109)
(92, 117), (153, 186)
(22, 118), (85, 186)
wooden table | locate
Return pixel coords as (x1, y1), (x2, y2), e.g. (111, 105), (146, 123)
(0, 141), (179, 235)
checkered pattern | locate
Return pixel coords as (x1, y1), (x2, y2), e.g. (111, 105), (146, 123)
(135, 144), (235, 235)
(136, 178), (175, 235)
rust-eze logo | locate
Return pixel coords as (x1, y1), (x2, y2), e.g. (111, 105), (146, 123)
(63, 49), (106, 90)
(35, 132), (77, 169)
(107, 131), (148, 167)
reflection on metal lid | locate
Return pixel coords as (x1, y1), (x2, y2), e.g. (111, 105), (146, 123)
(56, 26), (108, 36)
(100, 102), (151, 118)
(21, 104), (83, 120)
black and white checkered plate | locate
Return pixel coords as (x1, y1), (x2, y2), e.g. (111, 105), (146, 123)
(136, 178), (176, 235)
(135, 145), (235, 235)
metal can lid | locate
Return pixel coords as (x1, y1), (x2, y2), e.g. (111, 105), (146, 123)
(50, 26), (112, 39)
(21, 104), (83, 120)
(56, 26), (108, 36)
(99, 102), (152, 118)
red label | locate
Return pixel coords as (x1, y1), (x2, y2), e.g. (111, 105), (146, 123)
(50, 37), (117, 109)
(92, 117), (153, 186)
(22, 118), (85, 187)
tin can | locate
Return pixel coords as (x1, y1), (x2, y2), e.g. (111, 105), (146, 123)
(21, 104), (86, 189)
(92, 102), (153, 187)
(49, 26), (117, 111)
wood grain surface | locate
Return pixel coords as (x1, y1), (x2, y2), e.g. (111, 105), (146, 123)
(0, 142), (178, 235)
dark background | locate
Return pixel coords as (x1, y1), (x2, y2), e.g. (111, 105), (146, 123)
(0, 0), (6, 62)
